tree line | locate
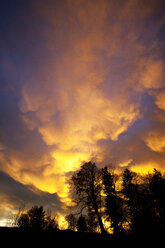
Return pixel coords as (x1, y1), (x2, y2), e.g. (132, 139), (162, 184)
(16, 206), (58, 230)
(17, 161), (165, 236)
(67, 162), (165, 235)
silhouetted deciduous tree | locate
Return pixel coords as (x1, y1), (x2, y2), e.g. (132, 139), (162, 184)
(71, 161), (106, 234)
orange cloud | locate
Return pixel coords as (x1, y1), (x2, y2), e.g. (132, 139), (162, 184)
(131, 162), (161, 175)
(145, 131), (165, 153)
(139, 59), (164, 90)
(155, 90), (165, 111)
(16, 0), (144, 201)
(0, 0), (165, 225)
(14, 0), (165, 203)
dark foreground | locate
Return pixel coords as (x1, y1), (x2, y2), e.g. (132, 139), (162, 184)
(0, 227), (164, 246)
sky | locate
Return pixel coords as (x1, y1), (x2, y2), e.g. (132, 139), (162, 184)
(0, 0), (165, 226)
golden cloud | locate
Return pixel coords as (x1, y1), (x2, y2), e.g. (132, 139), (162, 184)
(13, 0), (148, 201)
(139, 59), (164, 90)
(14, 0), (165, 203)
(145, 131), (165, 153)
(1, 0), (165, 222)
(155, 90), (165, 111)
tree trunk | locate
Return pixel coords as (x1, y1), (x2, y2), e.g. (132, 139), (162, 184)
(93, 201), (106, 234)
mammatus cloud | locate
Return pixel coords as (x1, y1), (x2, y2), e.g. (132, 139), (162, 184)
(17, 0), (141, 196)
(0, 0), (165, 224)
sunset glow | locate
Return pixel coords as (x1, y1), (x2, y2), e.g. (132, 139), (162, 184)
(0, 0), (165, 226)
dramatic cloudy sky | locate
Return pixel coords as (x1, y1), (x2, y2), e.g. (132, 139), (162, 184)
(0, 0), (165, 225)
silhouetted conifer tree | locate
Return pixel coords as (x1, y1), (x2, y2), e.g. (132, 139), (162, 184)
(122, 169), (158, 234)
(148, 169), (165, 230)
(102, 166), (124, 235)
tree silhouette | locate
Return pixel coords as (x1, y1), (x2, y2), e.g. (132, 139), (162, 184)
(148, 169), (165, 230)
(77, 214), (87, 232)
(87, 207), (98, 233)
(17, 205), (53, 230)
(17, 213), (30, 228)
(44, 215), (58, 230)
(122, 169), (158, 234)
(101, 166), (124, 235)
(28, 205), (45, 229)
(65, 214), (77, 231)
(15, 163), (165, 240)
(71, 161), (106, 234)
(122, 169), (141, 232)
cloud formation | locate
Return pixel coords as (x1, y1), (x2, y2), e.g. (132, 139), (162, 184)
(0, 0), (165, 224)
(0, 171), (63, 225)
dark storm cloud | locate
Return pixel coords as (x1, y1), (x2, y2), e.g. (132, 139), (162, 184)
(0, 170), (63, 224)
(0, 90), (52, 175)
(0, 170), (62, 210)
